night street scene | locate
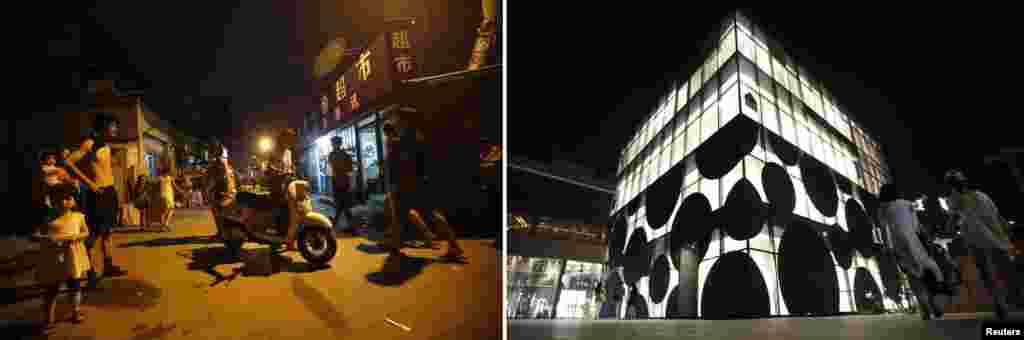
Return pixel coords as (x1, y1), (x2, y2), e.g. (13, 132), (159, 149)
(7, 1), (501, 339)
(508, 6), (1022, 340)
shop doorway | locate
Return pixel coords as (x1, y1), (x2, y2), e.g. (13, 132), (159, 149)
(357, 120), (383, 203)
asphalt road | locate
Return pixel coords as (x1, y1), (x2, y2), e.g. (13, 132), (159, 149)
(0, 204), (502, 340)
(509, 313), (1024, 340)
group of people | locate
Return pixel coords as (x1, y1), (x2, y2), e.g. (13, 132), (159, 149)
(32, 114), (127, 331)
(876, 169), (1017, 320)
(130, 165), (201, 232)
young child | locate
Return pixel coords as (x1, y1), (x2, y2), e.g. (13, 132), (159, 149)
(36, 183), (91, 330)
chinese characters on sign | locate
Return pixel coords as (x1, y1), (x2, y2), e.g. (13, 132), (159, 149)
(391, 30), (411, 49)
(335, 77), (346, 102)
(390, 30), (416, 80)
(358, 50), (372, 81)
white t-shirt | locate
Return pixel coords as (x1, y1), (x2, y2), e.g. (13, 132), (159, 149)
(878, 199), (941, 278)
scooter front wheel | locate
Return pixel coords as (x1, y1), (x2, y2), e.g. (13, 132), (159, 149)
(298, 227), (337, 265)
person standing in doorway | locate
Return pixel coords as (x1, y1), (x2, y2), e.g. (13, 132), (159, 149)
(943, 169), (1015, 319)
(328, 136), (357, 234)
(64, 113), (127, 289)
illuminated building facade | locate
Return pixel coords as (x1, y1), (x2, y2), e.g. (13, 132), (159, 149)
(606, 11), (903, 319)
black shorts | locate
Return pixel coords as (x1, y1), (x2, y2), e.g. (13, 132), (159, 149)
(333, 188), (354, 210)
(85, 186), (119, 234)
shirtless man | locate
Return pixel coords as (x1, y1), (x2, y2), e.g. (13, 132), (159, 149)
(64, 114), (127, 288)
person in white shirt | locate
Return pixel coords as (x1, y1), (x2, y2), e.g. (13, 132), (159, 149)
(36, 183), (91, 330)
(943, 169), (1014, 319)
(877, 183), (946, 320)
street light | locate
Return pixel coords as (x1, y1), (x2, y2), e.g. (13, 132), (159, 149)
(260, 137), (273, 153)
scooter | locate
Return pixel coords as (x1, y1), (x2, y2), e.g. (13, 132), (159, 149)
(219, 175), (337, 265)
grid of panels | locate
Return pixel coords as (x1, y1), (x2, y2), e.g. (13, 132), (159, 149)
(614, 11), (889, 214)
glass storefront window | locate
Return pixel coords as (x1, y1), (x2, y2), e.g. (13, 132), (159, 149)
(555, 261), (605, 319)
(508, 257), (564, 319)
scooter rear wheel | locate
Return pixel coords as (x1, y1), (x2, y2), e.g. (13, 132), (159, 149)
(298, 227), (336, 266)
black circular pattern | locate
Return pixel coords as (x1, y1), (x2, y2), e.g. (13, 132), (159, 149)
(645, 163), (685, 230)
(778, 220), (840, 316)
(665, 287), (685, 319)
(845, 199), (875, 257)
(700, 251), (772, 319)
(799, 157), (839, 218)
(853, 267), (884, 313)
(762, 162), (796, 225)
(878, 252), (903, 304)
(610, 216), (628, 266)
(721, 178), (768, 241)
(649, 255), (672, 303)
(623, 228), (651, 285)
(827, 225), (853, 269)
(767, 131), (800, 166)
(669, 193), (714, 252)
(695, 115), (760, 179)
(834, 174), (854, 196)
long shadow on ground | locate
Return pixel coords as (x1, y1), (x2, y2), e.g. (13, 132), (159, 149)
(119, 235), (221, 248)
(365, 252), (468, 287)
(178, 246), (330, 287)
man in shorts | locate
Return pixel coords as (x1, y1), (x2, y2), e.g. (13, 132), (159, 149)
(64, 113), (128, 288)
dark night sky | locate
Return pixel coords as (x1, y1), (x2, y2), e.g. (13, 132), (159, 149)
(510, 5), (1023, 220)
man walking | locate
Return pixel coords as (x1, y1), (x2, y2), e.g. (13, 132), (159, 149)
(943, 169), (1015, 319)
(204, 141), (237, 240)
(328, 136), (357, 234)
(64, 114), (128, 288)
(381, 113), (462, 259)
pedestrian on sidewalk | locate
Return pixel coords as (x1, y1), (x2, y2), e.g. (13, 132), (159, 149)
(157, 163), (182, 232)
(203, 141), (237, 240)
(381, 113), (463, 258)
(877, 183), (948, 320)
(63, 114), (127, 289)
(36, 183), (91, 330)
(943, 169), (1015, 319)
(328, 136), (358, 234)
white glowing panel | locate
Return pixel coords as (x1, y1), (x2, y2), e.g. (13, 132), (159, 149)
(750, 250), (780, 315)
(706, 230), (722, 260)
(697, 257), (719, 318)
(701, 179), (721, 211)
(744, 156), (768, 203)
(750, 228), (772, 252)
(723, 235), (746, 254)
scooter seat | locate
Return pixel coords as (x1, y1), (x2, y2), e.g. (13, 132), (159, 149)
(237, 192), (278, 210)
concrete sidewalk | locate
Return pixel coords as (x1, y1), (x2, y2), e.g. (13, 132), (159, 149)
(509, 313), (1024, 340)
